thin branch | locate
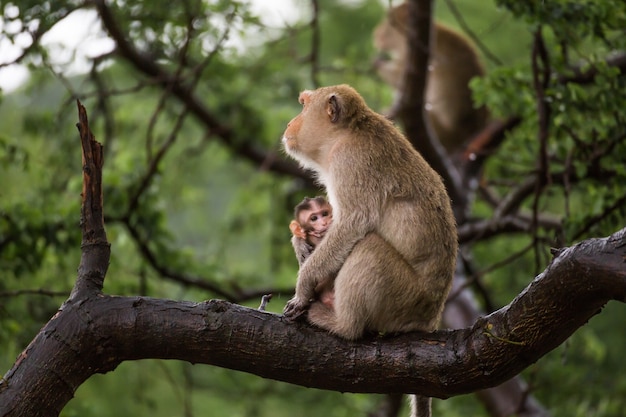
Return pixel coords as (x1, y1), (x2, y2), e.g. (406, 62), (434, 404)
(130, 10), (238, 215)
(121, 214), (296, 302)
(93, 0), (305, 179)
(461, 116), (522, 183)
(494, 176), (537, 218)
(531, 27), (552, 271)
(572, 193), (626, 241)
(309, 0), (321, 87)
(0, 289), (69, 298)
(442, 0), (503, 66)
(122, 219), (237, 301)
(558, 51), (626, 84)
(0, 7), (79, 68)
(458, 215), (533, 244)
(467, 241), (535, 285)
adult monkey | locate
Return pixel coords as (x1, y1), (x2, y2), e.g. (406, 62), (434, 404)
(373, 2), (488, 156)
(282, 84), (457, 417)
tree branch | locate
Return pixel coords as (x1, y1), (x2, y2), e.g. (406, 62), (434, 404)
(558, 51), (626, 84)
(1, 226), (624, 417)
(92, 0), (306, 180)
(74, 100), (110, 296)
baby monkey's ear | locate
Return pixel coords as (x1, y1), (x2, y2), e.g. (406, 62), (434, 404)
(289, 220), (307, 239)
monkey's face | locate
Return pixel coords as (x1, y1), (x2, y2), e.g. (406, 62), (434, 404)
(282, 89), (336, 171)
(282, 85), (366, 174)
(299, 202), (333, 246)
(372, 5), (408, 89)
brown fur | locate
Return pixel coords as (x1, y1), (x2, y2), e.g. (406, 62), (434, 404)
(282, 84), (457, 342)
(373, 3), (488, 154)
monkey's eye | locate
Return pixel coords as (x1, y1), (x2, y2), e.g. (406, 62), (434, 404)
(322, 211), (330, 217)
(310, 215), (318, 221)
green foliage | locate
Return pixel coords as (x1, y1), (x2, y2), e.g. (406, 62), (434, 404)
(1, 0), (626, 416)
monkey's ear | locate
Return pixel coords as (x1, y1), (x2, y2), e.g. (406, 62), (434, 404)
(289, 220), (307, 239)
(327, 94), (341, 123)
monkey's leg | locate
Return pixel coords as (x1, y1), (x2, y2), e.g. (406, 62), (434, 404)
(308, 233), (421, 340)
(306, 235), (383, 340)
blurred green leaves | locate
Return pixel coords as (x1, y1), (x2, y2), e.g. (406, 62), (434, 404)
(1, 0), (626, 416)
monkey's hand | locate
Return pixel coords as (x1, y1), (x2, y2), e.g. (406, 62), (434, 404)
(283, 296), (310, 320)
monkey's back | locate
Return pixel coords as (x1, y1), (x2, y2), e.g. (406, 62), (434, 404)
(428, 24), (489, 149)
(328, 113), (457, 330)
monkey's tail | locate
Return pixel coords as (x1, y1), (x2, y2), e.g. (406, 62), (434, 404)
(410, 395), (431, 417)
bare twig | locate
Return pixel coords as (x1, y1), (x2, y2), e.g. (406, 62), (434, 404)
(442, 0), (503, 66)
(258, 294), (273, 311)
(530, 28), (552, 271)
(309, 0), (321, 87)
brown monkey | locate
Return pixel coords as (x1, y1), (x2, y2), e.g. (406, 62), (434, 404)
(373, 3), (489, 155)
(283, 85), (457, 339)
(289, 196), (335, 309)
(282, 85), (457, 417)
(282, 84), (457, 334)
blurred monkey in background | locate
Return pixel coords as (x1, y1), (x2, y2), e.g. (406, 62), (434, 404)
(373, 2), (489, 156)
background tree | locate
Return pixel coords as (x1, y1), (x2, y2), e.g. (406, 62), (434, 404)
(0, 0), (625, 416)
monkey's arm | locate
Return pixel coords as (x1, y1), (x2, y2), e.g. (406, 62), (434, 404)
(291, 235), (314, 267)
(284, 216), (371, 318)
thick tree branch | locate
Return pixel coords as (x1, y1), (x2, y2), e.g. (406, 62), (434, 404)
(1, 227), (625, 417)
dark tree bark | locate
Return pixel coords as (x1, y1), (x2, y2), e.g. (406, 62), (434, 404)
(1, 103), (625, 417)
(0, 227), (624, 417)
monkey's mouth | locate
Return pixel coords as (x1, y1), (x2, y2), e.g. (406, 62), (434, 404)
(310, 227), (329, 238)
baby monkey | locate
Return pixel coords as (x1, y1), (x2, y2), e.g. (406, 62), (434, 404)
(290, 196), (332, 265)
(289, 196), (334, 309)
